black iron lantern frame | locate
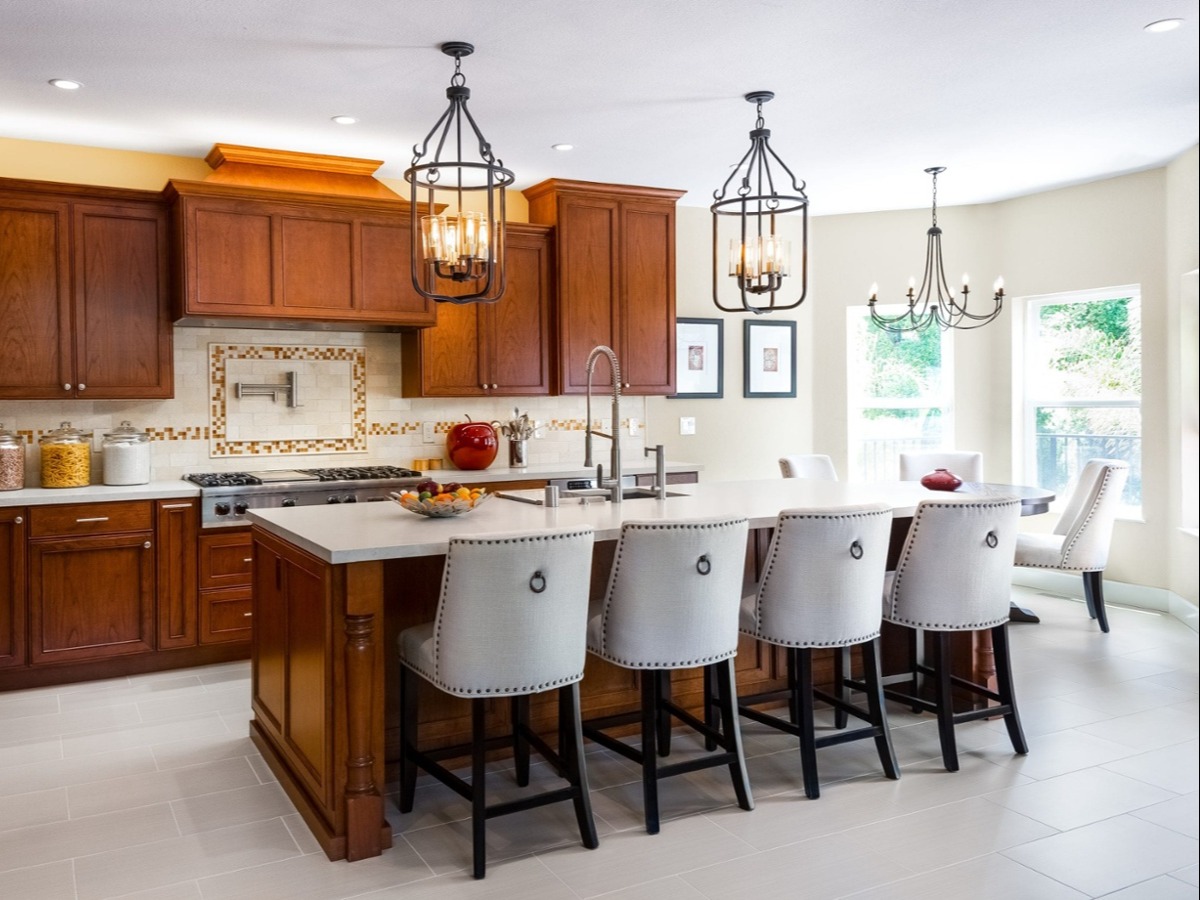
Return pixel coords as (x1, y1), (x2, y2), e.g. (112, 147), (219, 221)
(711, 91), (809, 315)
(404, 41), (514, 305)
(868, 166), (1004, 333)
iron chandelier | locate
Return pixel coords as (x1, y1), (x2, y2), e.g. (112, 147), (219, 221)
(404, 42), (514, 305)
(868, 167), (1004, 333)
(711, 91), (809, 315)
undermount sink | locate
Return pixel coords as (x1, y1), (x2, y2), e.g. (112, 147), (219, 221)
(563, 486), (688, 501)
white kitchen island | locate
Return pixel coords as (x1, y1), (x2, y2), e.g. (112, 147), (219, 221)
(245, 478), (1030, 863)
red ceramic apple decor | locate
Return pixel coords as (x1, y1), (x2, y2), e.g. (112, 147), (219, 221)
(920, 468), (963, 491)
(446, 417), (498, 470)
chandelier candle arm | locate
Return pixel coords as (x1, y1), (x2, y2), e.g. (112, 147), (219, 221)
(868, 167), (1004, 333)
(711, 91), (809, 314)
(404, 41), (514, 305)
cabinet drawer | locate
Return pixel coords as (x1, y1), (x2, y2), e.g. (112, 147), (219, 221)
(30, 501), (153, 538)
(199, 530), (254, 590)
(200, 588), (252, 644)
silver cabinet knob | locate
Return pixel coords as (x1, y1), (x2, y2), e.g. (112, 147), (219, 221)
(143, 541), (152, 549)
(491, 383), (498, 390)
(13, 516), (22, 525)
(78, 384), (86, 391)
(63, 383), (72, 390)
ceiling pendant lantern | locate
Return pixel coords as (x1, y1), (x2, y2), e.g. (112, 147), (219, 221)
(869, 166), (1004, 333)
(404, 42), (514, 304)
(711, 91), (809, 315)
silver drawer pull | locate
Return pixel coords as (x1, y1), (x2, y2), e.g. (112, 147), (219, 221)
(143, 541), (152, 549)
(161, 502), (194, 509)
(13, 516), (22, 525)
(243, 558), (253, 563)
(243, 612), (253, 617)
(76, 516), (110, 523)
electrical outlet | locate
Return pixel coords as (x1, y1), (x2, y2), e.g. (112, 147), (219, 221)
(628, 417), (640, 435)
(601, 418), (612, 433)
(679, 416), (696, 435)
(422, 421), (437, 443)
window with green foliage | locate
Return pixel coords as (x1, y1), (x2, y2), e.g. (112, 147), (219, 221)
(847, 307), (953, 480)
(1021, 286), (1142, 514)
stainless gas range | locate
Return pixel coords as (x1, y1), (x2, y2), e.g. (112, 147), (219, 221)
(185, 465), (425, 527)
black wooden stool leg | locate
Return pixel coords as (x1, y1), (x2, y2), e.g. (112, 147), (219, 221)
(471, 698), (488, 879)
(933, 632), (959, 772)
(714, 658), (754, 812)
(703, 664), (719, 751)
(657, 669), (673, 757)
(833, 646), (850, 729)
(640, 670), (662, 834)
(1083, 571), (1110, 633)
(910, 627), (925, 712)
(793, 648), (820, 799)
(787, 646), (801, 726)
(991, 624), (1028, 755)
(512, 694), (531, 787)
(862, 637), (900, 780)
(560, 683), (599, 849)
(399, 666), (419, 814)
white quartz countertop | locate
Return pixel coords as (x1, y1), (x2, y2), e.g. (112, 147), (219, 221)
(248, 479), (974, 565)
(417, 461), (701, 484)
(0, 480), (199, 508)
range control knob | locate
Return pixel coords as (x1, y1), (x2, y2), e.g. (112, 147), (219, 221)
(281, 498), (296, 508)
(326, 495), (341, 504)
(234, 501), (249, 515)
(214, 502), (231, 516)
(342, 495), (357, 503)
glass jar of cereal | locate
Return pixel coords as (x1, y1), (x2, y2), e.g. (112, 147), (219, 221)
(0, 423), (25, 491)
(39, 422), (92, 488)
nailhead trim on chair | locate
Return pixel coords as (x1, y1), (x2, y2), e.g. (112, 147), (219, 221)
(886, 498), (1018, 630)
(1060, 463), (1125, 569)
(594, 518), (747, 669)
(422, 527), (595, 696)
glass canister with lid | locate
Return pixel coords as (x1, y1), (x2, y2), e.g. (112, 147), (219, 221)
(102, 421), (152, 485)
(40, 422), (93, 488)
(0, 423), (25, 491)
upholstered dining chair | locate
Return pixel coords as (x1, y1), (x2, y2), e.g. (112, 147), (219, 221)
(583, 516), (754, 834)
(898, 450), (984, 482)
(397, 526), (598, 879)
(882, 496), (1026, 772)
(779, 454), (839, 481)
(734, 504), (899, 799)
(1013, 458), (1130, 633)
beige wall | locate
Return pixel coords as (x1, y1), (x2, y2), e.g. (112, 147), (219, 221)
(3, 136), (1196, 597)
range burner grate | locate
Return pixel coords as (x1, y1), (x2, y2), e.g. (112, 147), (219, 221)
(298, 466), (423, 481)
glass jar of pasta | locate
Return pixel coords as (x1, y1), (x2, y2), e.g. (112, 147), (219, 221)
(102, 421), (151, 485)
(0, 423), (25, 491)
(40, 422), (92, 488)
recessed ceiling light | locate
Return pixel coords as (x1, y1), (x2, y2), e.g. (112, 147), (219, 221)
(331, 115), (358, 125)
(48, 78), (83, 90)
(551, 143), (574, 151)
(1144, 18), (1183, 32)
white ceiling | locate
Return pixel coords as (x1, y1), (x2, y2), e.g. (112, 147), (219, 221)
(1, 0), (1196, 214)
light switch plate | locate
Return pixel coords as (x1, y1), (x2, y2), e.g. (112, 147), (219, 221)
(679, 416), (696, 435)
(422, 421), (437, 443)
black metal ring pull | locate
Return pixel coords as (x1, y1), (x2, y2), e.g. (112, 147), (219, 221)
(529, 571), (546, 593)
(850, 540), (864, 560)
(985, 531), (999, 549)
(696, 554), (712, 575)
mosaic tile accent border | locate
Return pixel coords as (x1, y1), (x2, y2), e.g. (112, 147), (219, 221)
(209, 343), (368, 456)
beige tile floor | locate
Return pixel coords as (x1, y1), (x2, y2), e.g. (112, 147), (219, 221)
(1, 587), (1196, 899)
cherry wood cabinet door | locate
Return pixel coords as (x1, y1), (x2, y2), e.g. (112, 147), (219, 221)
(199, 529), (254, 591)
(28, 531), (156, 665)
(73, 201), (173, 399)
(357, 217), (436, 326)
(156, 500), (199, 650)
(182, 200), (274, 314)
(0, 195), (73, 399)
(0, 508), (27, 669)
(554, 194), (619, 394)
(619, 200), (676, 395)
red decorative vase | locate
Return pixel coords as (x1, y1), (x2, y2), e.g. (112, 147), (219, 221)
(446, 419), (498, 470)
(920, 468), (963, 491)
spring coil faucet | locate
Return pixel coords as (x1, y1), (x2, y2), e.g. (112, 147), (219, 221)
(584, 345), (623, 502)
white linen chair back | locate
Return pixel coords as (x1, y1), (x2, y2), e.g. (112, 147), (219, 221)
(779, 454), (839, 481)
(1052, 458), (1130, 570)
(743, 504), (891, 647)
(884, 497), (1021, 631)
(589, 516), (749, 669)
(417, 526), (595, 696)
(898, 451), (983, 482)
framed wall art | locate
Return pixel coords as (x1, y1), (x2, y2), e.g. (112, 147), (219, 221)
(671, 317), (724, 399)
(743, 319), (796, 398)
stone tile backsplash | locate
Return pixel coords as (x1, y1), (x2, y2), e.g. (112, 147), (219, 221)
(0, 326), (648, 484)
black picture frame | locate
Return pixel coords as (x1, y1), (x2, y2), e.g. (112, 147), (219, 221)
(671, 317), (724, 399)
(743, 319), (797, 398)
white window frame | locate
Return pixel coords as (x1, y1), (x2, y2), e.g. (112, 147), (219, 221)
(1014, 284), (1142, 518)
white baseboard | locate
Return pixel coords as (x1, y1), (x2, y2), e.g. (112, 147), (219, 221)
(1012, 569), (1199, 634)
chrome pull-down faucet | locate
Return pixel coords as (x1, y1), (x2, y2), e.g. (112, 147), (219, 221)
(584, 345), (623, 503)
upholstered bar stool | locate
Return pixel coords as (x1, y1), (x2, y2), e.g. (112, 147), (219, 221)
(397, 526), (598, 879)
(1014, 458), (1129, 632)
(881, 497), (1026, 772)
(734, 504), (898, 799)
(779, 454), (839, 481)
(583, 516), (753, 834)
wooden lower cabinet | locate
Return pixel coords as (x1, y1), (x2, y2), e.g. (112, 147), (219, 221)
(156, 499), (199, 649)
(0, 508), (27, 669)
(199, 528), (254, 644)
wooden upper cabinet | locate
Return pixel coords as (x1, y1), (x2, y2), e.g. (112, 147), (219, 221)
(0, 180), (172, 400)
(168, 181), (436, 327)
(523, 179), (683, 395)
(401, 223), (554, 397)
